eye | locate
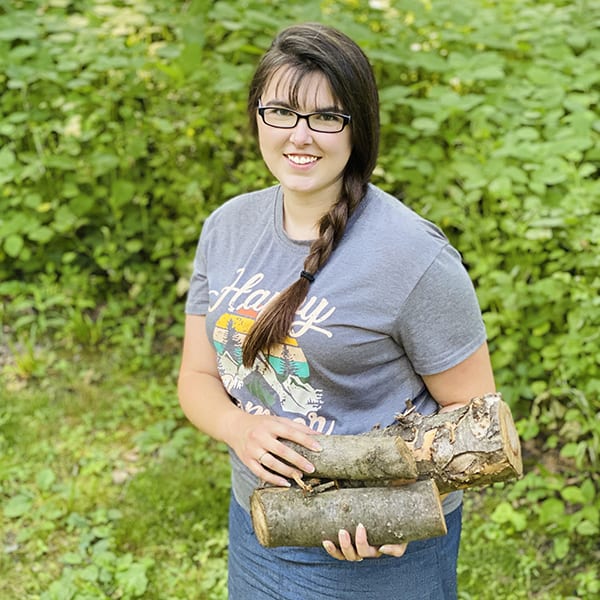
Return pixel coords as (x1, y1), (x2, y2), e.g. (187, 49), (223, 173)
(314, 112), (343, 123)
(269, 107), (294, 117)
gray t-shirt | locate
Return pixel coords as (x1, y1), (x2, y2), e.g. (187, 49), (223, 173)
(185, 183), (487, 514)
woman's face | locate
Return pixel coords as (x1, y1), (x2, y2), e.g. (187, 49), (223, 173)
(256, 69), (352, 206)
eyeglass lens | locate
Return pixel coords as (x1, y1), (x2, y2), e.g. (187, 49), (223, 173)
(261, 107), (347, 132)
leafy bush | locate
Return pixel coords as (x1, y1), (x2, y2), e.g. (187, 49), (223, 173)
(1, 0), (599, 597)
(5, 0), (598, 451)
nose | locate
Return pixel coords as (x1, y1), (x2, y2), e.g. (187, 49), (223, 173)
(290, 117), (313, 145)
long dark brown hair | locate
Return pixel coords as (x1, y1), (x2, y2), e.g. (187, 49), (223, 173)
(242, 23), (380, 367)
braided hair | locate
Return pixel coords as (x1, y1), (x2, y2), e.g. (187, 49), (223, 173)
(242, 23), (380, 367)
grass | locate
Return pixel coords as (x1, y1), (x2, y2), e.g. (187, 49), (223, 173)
(1, 346), (597, 599)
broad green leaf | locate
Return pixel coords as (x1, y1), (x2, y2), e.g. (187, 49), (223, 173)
(0, 22), (39, 42)
(553, 536), (570, 560)
(44, 154), (78, 171)
(488, 176), (512, 198)
(411, 117), (439, 133)
(60, 552), (83, 565)
(4, 234), (24, 258)
(539, 498), (565, 525)
(111, 180), (136, 207)
(115, 562), (151, 596)
(576, 520), (599, 537)
(52, 205), (78, 234)
(28, 226), (54, 244)
(490, 501), (527, 531)
(470, 65), (504, 81)
(35, 467), (56, 491)
(0, 147), (16, 169)
(580, 479), (596, 504)
(561, 486), (586, 505)
(79, 565), (99, 583)
(3, 494), (33, 518)
(91, 153), (120, 177)
(69, 195), (94, 217)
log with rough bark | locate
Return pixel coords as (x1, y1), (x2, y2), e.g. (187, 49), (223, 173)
(251, 479), (446, 548)
(285, 433), (417, 481)
(250, 393), (522, 548)
(386, 393), (523, 493)
(285, 393), (522, 492)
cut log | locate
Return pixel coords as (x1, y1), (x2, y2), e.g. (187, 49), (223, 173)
(386, 393), (523, 493)
(282, 393), (522, 492)
(286, 433), (417, 481)
(251, 479), (446, 548)
(254, 393), (522, 548)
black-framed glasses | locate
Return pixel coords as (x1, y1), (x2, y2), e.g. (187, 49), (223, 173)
(257, 103), (351, 133)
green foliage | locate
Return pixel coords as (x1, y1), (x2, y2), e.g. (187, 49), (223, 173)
(1, 0), (599, 597)
(0, 359), (230, 599)
(460, 485), (600, 600)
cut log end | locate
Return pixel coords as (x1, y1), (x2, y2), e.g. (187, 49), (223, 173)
(250, 491), (272, 547)
(498, 399), (523, 478)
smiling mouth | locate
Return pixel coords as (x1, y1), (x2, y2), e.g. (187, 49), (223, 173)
(286, 154), (320, 165)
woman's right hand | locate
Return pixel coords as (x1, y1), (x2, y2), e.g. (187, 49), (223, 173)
(225, 411), (322, 487)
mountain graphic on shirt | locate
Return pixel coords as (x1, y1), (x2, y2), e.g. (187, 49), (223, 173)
(213, 311), (323, 417)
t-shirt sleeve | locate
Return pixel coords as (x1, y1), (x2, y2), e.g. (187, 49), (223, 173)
(184, 233), (209, 315)
(396, 244), (487, 375)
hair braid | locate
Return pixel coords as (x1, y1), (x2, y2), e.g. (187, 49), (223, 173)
(242, 177), (366, 367)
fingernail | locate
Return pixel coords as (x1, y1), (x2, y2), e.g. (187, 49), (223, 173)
(357, 523), (365, 530)
(304, 462), (315, 473)
(379, 545), (391, 553)
(311, 442), (322, 452)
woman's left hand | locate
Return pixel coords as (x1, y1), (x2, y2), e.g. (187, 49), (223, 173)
(322, 523), (407, 561)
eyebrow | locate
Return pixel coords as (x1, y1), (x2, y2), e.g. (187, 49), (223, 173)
(262, 99), (344, 113)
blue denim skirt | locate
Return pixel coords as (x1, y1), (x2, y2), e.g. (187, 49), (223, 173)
(227, 495), (462, 600)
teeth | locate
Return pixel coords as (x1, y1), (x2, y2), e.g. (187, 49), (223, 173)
(287, 155), (318, 165)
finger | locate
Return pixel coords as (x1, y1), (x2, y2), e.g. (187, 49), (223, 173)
(258, 448), (310, 482)
(322, 540), (346, 561)
(355, 523), (382, 559)
(250, 452), (292, 487)
(274, 419), (323, 453)
(337, 529), (362, 561)
(378, 542), (408, 557)
(252, 459), (292, 488)
(270, 439), (316, 475)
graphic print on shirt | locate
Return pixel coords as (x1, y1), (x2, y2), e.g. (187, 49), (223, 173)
(209, 268), (336, 434)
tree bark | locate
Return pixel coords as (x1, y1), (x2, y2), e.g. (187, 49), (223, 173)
(386, 393), (523, 493)
(251, 480), (446, 548)
(286, 433), (417, 481)
(284, 393), (522, 492)
(252, 393), (522, 548)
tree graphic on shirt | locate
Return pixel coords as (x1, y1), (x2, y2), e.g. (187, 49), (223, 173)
(223, 318), (242, 363)
(279, 344), (300, 381)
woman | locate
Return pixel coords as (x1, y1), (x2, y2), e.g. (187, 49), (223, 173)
(178, 22), (495, 599)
